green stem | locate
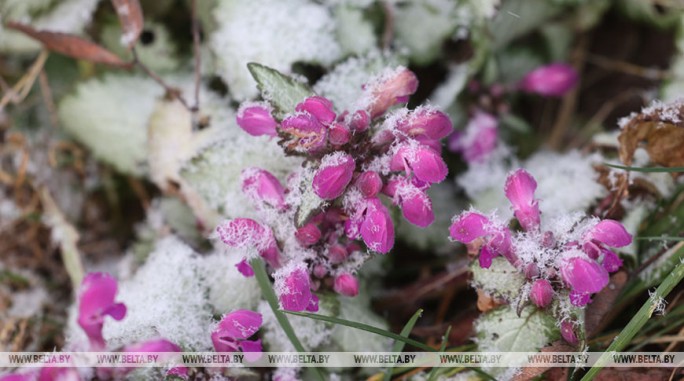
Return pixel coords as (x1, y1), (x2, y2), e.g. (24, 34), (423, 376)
(580, 260), (684, 381)
(250, 259), (325, 381)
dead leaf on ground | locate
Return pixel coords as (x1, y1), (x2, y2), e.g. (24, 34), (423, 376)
(510, 341), (575, 381)
(586, 271), (628, 338)
(6, 22), (131, 68)
(111, 0), (144, 49)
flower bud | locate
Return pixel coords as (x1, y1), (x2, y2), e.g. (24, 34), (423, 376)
(448, 111), (498, 163)
(277, 267), (318, 312)
(560, 320), (578, 345)
(236, 102), (277, 137)
(78, 273), (127, 350)
(333, 273), (359, 297)
(449, 212), (490, 243)
(366, 67), (418, 118)
(356, 171), (383, 198)
(327, 244), (349, 264)
(328, 122), (351, 146)
(295, 223), (322, 247)
(504, 169), (541, 231)
(280, 112), (327, 153)
(295, 96), (336, 125)
(391, 145), (447, 184)
(520, 63), (578, 97)
(312, 153), (355, 200)
(395, 181), (434, 227)
(560, 257), (609, 295)
(530, 279), (554, 308)
(396, 108), (453, 142)
(241, 168), (286, 210)
(236, 259), (255, 277)
(349, 110), (370, 132)
(360, 198), (395, 254)
(585, 220), (632, 248)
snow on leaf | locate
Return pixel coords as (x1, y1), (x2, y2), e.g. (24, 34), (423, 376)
(247, 63), (315, 118)
(295, 168), (325, 228)
(111, 0), (144, 49)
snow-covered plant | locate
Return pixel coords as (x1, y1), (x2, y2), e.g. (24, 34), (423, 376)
(216, 64), (453, 310)
(449, 169), (632, 342)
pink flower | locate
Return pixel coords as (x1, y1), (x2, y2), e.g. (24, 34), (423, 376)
(448, 111), (498, 163)
(328, 123), (351, 146)
(349, 110), (370, 132)
(236, 103), (277, 137)
(212, 310), (263, 361)
(216, 218), (272, 251)
(0, 374), (36, 381)
(236, 259), (255, 277)
(395, 108), (453, 143)
(520, 63), (578, 97)
(312, 153), (355, 200)
(360, 198), (395, 254)
(394, 181), (434, 228)
(560, 320), (578, 345)
(333, 273), (359, 297)
(280, 112), (328, 153)
(560, 257), (609, 306)
(448, 212), (490, 243)
(600, 248), (623, 273)
(122, 339), (187, 379)
(327, 244), (349, 264)
(504, 169), (541, 231)
(391, 145), (448, 184)
(449, 212), (514, 268)
(77, 273), (126, 350)
(366, 68), (418, 118)
(241, 168), (286, 210)
(530, 279), (554, 308)
(355, 171), (383, 198)
(585, 220), (632, 248)
(295, 223), (322, 247)
(296, 96), (336, 126)
(38, 368), (80, 381)
(277, 267), (319, 312)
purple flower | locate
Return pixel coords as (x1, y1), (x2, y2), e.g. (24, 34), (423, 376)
(280, 112), (328, 153)
(328, 122), (351, 146)
(395, 108), (453, 143)
(333, 273), (359, 297)
(560, 257), (609, 306)
(448, 111), (498, 163)
(504, 169), (541, 231)
(236, 103), (277, 137)
(277, 267), (319, 312)
(448, 212), (490, 243)
(391, 144), (448, 184)
(366, 68), (418, 118)
(241, 168), (286, 210)
(295, 223), (322, 247)
(360, 198), (395, 254)
(312, 153), (355, 200)
(394, 180), (434, 228)
(212, 310), (263, 361)
(122, 339), (187, 379)
(585, 220), (632, 248)
(520, 63), (578, 97)
(355, 171), (383, 198)
(295, 96), (336, 126)
(529, 279), (554, 308)
(449, 212), (514, 268)
(236, 259), (255, 277)
(600, 248), (623, 273)
(77, 272), (127, 350)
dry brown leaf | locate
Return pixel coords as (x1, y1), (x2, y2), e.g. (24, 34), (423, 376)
(586, 271), (628, 338)
(6, 22), (131, 68)
(111, 0), (144, 49)
(510, 341), (575, 381)
(618, 100), (684, 170)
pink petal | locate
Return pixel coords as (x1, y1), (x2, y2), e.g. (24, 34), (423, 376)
(236, 103), (277, 137)
(529, 279), (554, 308)
(124, 338), (182, 353)
(366, 68), (418, 118)
(312, 153), (355, 200)
(239, 339), (263, 361)
(452, 111), (498, 163)
(349, 110), (370, 132)
(38, 368), (80, 381)
(166, 366), (189, 380)
(333, 273), (359, 297)
(504, 169), (540, 231)
(560, 320), (578, 345)
(396, 108), (453, 142)
(236, 259), (255, 277)
(569, 291), (592, 307)
(214, 310), (262, 341)
(478, 245), (496, 269)
(295, 96), (336, 126)
(410, 147), (448, 184)
(216, 218), (268, 248)
(560, 257), (609, 294)
(295, 223), (322, 247)
(586, 220), (632, 248)
(327, 244), (349, 264)
(277, 268), (315, 312)
(355, 171), (383, 198)
(328, 122), (351, 146)
(77, 272), (126, 350)
(449, 212), (491, 243)
(600, 248), (623, 273)
(360, 198), (395, 254)
(280, 112), (328, 153)
(241, 168), (286, 210)
(520, 63), (578, 97)
(396, 183), (434, 228)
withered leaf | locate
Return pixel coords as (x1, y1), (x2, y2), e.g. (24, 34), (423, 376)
(618, 100), (684, 171)
(585, 271), (628, 338)
(111, 0), (144, 49)
(6, 22), (131, 68)
(510, 341), (574, 381)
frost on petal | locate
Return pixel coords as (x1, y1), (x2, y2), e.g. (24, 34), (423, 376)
(294, 223), (322, 247)
(77, 272), (127, 349)
(569, 291), (592, 307)
(560, 257), (609, 295)
(312, 153), (355, 199)
(123, 338), (182, 353)
(236, 102), (277, 137)
(295, 96), (336, 126)
(276, 266), (315, 312)
(215, 310), (263, 340)
(449, 212), (490, 243)
(241, 168), (286, 210)
(280, 112), (328, 153)
(586, 219), (632, 248)
(360, 198), (395, 254)
(333, 273), (359, 297)
(38, 368), (80, 381)
(365, 67), (418, 118)
(328, 122), (351, 146)
(478, 245), (497, 269)
(355, 171), (383, 198)
(450, 111), (498, 163)
(391, 144), (447, 184)
(520, 63), (578, 97)
(216, 218), (269, 249)
(504, 169), (540, 231)
(396, 182), (434, 228)
(395, 107), (453, 142)
(529, 279), (554, 308)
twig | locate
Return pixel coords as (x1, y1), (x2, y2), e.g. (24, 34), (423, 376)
(191, 0), (201, 113)
(587, 54), (672, 80)
(38, 69), (58, 128)
(0, 50), (49, 111)
(131, 48), (196, 112)
(381, 1), (395, 50)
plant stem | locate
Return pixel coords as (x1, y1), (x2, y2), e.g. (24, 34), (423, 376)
(580, 260), (684, 381)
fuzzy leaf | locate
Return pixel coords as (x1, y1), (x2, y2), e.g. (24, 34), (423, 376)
(476, 305), (559, 353)
(111, 0), (144, 49)
(247, 62), (314, 118)
(295, 169), (324, 227)
(6, 22), (130, 68)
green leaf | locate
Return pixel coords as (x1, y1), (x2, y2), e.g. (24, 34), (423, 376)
(604, 163), (684, 173)
(581, 260), (684, 381)
(384, 309), (423, 381)
(427, 326), (452, 381)
(247, 62), (314, 118)
(635, 236), (684, 241)
(283, 310), (437, 352)
(294, 168), (324, 227)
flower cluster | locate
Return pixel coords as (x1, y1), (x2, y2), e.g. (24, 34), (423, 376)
(219, 67), (453, 311)
(449, 169), (632, 311)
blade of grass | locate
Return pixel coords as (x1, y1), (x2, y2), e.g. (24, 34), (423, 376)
(604, 163), (684, 173)
(580, 260), (684, 381)
(283, 310), (437, 352)
(427, 326), (452, 381)
(250, 259), (325, 381)
(384, 309), (424, 381)
(636, 236), (684, 241)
